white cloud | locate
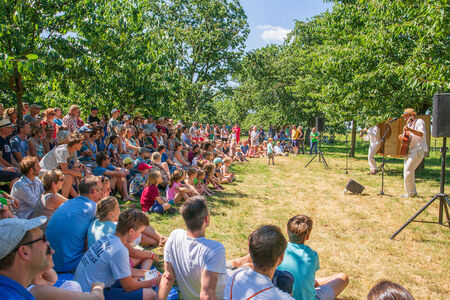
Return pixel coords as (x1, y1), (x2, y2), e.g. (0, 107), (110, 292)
(256, 25), (291, 42)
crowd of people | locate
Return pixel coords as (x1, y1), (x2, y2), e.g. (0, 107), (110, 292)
(0, 103), (415, 300)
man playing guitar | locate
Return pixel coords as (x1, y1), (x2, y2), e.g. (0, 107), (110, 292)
(399, 108), (427, 197)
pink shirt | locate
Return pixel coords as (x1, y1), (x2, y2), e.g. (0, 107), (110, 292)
(232, 127), (241, 142)
(166, 182), (181, 200)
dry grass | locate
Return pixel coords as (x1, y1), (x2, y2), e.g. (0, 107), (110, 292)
(147, 141), (449, 299)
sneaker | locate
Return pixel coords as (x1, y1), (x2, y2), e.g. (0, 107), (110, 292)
(368, 171), (377, 175)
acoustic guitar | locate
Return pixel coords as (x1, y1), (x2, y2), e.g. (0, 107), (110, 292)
(399, 118), (413, 156)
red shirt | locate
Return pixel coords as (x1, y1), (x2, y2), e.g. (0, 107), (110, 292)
(232, 126), (241, 143)
(41, 120), (57, 139)
(140, 185), (159, 212)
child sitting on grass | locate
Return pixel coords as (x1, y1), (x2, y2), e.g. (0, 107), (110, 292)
(214, 157), (231, 183)
(204, 162), (224, 191)
(166, 169), (192, 204)
(220, 157), (235, 181)
(277, 215), (349, 300)
(141, 170), (172, 214)
(129, 163), (152, 198)
(149, 151), (170, 187)
(87, 197), (159, 278)
(195, 169), (214, 196)
(186, 168), (201, 195)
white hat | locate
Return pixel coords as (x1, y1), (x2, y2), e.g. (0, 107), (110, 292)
(111, 108), (120, 114)
(0, 119), (13, 129)
(0, 216), (47, 260)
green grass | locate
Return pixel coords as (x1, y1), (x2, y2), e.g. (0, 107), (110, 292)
(146, 140), (449, 299)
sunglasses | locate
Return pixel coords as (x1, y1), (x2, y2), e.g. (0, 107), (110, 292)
(13, 234), (47, 252)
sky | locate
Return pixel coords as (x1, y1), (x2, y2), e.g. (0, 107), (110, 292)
(241, 0), (334, 50)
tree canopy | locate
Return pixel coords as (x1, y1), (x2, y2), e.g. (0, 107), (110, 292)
(1, 0), (448, 127)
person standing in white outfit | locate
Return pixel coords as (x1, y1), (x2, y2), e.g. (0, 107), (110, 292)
(399, 108), (427, 197)
(362, 125), (381, 175)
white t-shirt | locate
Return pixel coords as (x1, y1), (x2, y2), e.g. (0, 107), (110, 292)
(223, 268), (294, 300)
(408, 118), (427, 153)
(367, 126), (380, 146)
(39, 144), (72, 172)
(164, 229), (226, 300)
(74, 234), (131, 292)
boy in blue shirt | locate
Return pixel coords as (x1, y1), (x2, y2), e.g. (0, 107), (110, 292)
(277, 215), (349, 300)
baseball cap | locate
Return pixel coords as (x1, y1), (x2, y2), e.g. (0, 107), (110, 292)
(137, 163), (152, 171)
(0, 119), (13, 129)
(111, 109), (120, 114)
(0, 216), (47, 260)
(78, 126), (92, 133)
(123, 157), (134, 165)
(91, 107), (99, 111)
(214, 157), (223, 164)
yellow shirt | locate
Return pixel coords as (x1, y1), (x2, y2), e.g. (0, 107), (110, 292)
(291, 129), (299, 139)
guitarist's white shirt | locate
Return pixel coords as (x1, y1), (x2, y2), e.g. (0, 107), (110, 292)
(407, 118), (427, 153)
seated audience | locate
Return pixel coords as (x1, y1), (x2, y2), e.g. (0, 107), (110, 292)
(74, 208), (158, 300)
(11, 121), (31, 163)
(224, 225), (294, 299)
(141, 170), (172, 214)
(28, 126), (45, 159)
(93, 151), (134, 202)
(158, 196), (226, 299)
(40, 132), (84, 198)
(277, 215), (349, 300)
(0, 118), (17, 168)
(130, 163), (152, 198)
(367, 280), (414, 300)
(88, 197), (159, 276)
(29, 170), (67, 231)
(45, 176), (103, 272)
(11, 156), (44, 219)
(42, 124), (57, 153)
(0, 216), (52, 299)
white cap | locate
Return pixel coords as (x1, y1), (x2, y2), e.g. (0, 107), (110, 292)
(0, 216), (47, 260)
(111, 109), (120, 114)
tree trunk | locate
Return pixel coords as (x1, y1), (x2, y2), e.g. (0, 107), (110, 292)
(12, 67), (24, 120)
(349, 119), (356, 158)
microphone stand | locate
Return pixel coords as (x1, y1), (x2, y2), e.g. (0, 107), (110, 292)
(379, 120), (395, 195)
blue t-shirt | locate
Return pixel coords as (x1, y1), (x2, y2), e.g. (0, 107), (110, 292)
(46, 196), (97, 272)
(92, 165), (115, 176)
(10, 135), (29, 158)
(161, 152), (169, 163)
(87, 219), (117, 248)
(74, 234), (131, 292)
(277, 242), (319, 300)
(0, 274), (35, 300)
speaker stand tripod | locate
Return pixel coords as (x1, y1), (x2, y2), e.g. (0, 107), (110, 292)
(305, 135), (329, 170)
(391, 137), (450, 239)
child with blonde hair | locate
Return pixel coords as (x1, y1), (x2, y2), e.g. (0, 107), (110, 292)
(204, 162), (224, 190)
(267, 138), (275, 165)
(141, 170), (172, 214)
(195, 169), (214, 196)
(166, 169), (191, 204)
(186, 168), (201, 195)
(220, 157), (235, 181)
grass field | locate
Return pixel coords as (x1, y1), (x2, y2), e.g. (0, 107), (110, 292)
(146, 139), (449, 299)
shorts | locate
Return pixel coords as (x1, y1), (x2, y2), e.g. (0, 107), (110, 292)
(315, 284), (335, 300)
(292, 139), (299, 147)
(150, 202), (165, 214)
(104, 281), (143, 300)
(268, 153), (274, 159)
